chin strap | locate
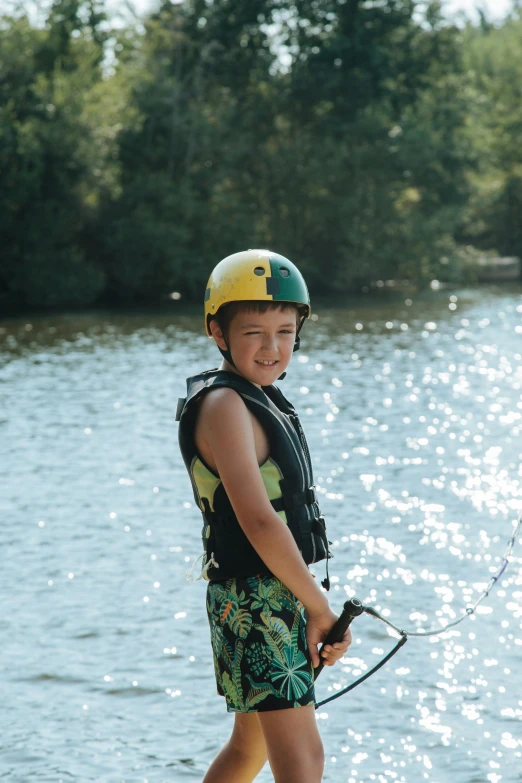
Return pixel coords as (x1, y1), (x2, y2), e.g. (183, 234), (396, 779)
(217, 344), (235, 367)
(278, 315), (307, 381)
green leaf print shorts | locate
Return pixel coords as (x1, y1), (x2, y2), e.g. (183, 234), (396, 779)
(206, 573), (316, 713)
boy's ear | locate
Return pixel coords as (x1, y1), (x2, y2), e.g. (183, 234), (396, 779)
(209, 319), (228, 351)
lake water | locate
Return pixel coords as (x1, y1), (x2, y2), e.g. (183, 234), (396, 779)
(1, 286), (521, 783)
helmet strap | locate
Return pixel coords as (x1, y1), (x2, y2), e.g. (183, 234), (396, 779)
(279, 315), (307, 381)
(293, 314), (306, 353)
(218, 337), (236, 369)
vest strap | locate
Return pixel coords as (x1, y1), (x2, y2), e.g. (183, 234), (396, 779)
(270, 497), (286, 513)
(175, 397), (186, 421)
(278, 478), (317, 510)
(200, 496), (214, 523)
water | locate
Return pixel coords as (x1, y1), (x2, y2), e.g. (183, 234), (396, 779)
(1, 287), (521, 783)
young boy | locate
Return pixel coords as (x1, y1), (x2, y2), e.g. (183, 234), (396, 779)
(176, 250), (352, 783)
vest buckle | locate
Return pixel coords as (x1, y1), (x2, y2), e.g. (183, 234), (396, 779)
(306, 485), (317, 505)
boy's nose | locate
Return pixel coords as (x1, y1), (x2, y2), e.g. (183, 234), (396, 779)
(262, 333), (278, 351)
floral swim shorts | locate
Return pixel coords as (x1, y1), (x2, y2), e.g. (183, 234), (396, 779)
(206, 573), (316, 713)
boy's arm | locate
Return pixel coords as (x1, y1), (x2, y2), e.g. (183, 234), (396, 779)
(202, 387), (330, 619)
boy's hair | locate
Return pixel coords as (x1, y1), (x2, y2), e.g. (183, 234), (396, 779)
(211, 300), (307, 341)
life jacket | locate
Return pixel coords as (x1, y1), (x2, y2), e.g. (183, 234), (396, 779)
(175, 369), (332, 589)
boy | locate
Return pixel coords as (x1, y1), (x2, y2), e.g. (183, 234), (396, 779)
(176, 250), (352, 783)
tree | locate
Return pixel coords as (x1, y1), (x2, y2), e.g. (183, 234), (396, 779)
(0, 2), (110, 310)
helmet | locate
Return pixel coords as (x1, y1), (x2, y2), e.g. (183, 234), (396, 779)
(204, 249), (310, 334)
(204, 249), (311, 374)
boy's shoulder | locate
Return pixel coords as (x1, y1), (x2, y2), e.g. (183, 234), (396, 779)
(194, 381), (264, 469)
(197, 384), (244, 418)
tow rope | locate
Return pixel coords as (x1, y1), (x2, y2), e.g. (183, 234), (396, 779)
(313, 513), (521, 709)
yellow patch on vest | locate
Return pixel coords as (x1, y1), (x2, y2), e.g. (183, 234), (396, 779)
(190, 456), (287, 526)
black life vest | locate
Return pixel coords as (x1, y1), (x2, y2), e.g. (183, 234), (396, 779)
(175, 369), (331, 589)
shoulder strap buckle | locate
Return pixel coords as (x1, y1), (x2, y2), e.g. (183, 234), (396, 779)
(306, 485), (317, 505)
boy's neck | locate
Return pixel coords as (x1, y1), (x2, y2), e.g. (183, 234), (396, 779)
(218, 360), (262, 389)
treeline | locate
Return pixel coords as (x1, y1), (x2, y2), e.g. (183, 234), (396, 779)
(1, 0), (521, 312)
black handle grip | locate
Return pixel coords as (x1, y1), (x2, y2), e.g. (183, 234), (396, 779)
(313, 598), (364, 680)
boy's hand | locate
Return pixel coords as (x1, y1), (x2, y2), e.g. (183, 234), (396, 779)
(306, 607), (352, 669)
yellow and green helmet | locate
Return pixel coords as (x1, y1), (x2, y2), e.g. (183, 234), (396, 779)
(204, 249), (311, 373)
(204, 249), (311, 337)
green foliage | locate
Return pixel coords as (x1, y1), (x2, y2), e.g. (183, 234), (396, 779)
(0, 2), (109, 310)
(457, 13), (522, 260)
(1, 0), (521, 313)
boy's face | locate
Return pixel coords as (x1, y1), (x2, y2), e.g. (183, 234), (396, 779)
(210, 306), (298, 386)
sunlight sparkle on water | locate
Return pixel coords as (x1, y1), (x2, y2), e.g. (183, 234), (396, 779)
(3, 288), (522, 782)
